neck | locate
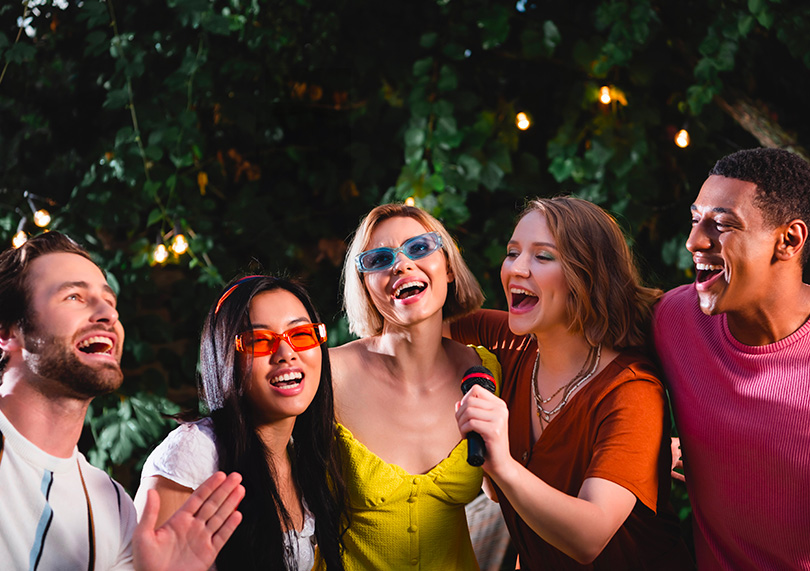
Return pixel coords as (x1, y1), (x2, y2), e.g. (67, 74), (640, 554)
(369, 315), (452, 386)
(533, 330), (594, 376)
(727, 283), (810, 345)
(255, 417), (296, 460)
(0, 372), (90, 458)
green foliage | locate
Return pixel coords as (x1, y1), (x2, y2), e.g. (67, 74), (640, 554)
(1, 2), (809, 521)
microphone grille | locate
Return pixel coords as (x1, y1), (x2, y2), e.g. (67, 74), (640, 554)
(461, 366), (496, 395)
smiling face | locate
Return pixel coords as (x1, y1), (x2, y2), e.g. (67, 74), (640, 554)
(500, 211), (571, 337)
(687, 175), (782, 316)
(242, 289), (322, 426)
(20, 252), (124, 398)
(361, 216), (454, 330)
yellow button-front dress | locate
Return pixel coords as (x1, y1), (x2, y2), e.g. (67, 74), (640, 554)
(336, 347), (501, 570)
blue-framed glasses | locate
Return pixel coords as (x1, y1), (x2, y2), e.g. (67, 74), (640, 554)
(355, 232), (443, 273)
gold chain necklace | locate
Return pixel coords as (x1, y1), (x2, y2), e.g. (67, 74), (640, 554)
(531, 343), (602, 422)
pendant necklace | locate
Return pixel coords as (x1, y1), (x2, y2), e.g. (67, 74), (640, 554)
(532, 343), (602, 422)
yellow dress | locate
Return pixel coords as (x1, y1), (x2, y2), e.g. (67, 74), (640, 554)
(337, 347), (501, 571)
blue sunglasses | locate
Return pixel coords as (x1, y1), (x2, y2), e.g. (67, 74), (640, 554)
(355, 232), (443, 273)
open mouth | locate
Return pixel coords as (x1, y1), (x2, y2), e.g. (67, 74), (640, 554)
(77, 336), (114, 356)
(510, 287), (538, 310)
(394, 280), (427, 300)
(695, 262), (724, 285)
(270, 371), (303, 388)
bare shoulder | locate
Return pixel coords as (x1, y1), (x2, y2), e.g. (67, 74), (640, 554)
(329, 339), (370, 391)
(443, 337), (484, 372)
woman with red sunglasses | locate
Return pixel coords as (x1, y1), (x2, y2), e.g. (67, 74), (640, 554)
(135, 275), (346, 570)
(330, 203), (502, 570)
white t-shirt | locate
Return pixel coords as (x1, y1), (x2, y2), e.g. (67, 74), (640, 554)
(0, 408), (137, 570)
(141, 418), (316, 570)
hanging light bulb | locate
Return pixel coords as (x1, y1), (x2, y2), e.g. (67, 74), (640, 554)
(675, 128), (691, 148)
(12, 230), (27, 249)
(33, 209), (51, 227)
(171, 233), (188, 255)
(515, 112), (531, 130)
(12, 216), (27, 248)
(599, 86), (612, 105)
(404, 196), (416, 207)
(153, 243), (169, 264)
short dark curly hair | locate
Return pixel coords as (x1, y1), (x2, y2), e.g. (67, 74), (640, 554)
(710, 148), (810, 268)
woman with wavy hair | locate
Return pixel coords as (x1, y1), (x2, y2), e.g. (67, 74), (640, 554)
(135, 275), (346, 570)
(452, 197), (692, 569)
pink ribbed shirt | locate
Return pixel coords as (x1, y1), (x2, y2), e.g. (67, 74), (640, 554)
(654, 284), (810, 570)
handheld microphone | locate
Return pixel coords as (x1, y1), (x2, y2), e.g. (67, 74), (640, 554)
(460, 366), (496, 467)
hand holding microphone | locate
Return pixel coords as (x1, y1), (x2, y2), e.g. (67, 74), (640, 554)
(460, 366), (497, 467)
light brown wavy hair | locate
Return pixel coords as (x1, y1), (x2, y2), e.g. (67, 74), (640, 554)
(520, 196), (661, 350)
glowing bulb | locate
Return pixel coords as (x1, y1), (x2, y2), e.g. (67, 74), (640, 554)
(404, 196), (415, 207)
(171, 234), (188, 255)
(675, 129), (691, 148)
(12, 230), (27, 248)
(599, 86), (612, 104)
(515, 112), (531, 130)
(153, 243), (169, 263)
(33, 209), (51, 227)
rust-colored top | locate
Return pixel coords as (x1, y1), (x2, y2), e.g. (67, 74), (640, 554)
(452, 309), (693, 570)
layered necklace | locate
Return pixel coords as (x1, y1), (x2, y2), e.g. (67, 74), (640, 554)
(531, 343), (602, 422)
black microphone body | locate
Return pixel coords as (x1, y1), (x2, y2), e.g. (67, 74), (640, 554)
(460, 366), (497, 467)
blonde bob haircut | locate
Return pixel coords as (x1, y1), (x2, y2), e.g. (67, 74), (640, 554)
(521, 196), (662, 350)
(343, 203), (484, 338)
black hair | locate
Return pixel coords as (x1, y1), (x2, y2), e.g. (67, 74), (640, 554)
(201, 275), (346, 570)
(710, 148), (810, 268)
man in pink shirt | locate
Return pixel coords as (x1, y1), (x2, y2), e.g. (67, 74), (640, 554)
(654, 148), (810, 569)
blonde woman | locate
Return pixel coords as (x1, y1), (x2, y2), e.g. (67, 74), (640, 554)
(331, 204), (501, 570)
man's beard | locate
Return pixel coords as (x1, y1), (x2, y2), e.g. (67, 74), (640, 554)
(23, 328), (123, 399)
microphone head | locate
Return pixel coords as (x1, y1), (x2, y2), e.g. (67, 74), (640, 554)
(461, 365), (496, 395)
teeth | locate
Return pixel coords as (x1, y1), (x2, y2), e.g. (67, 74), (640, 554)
(510, 287), (536, 296)
(77, 336), (113, 354)
(271, 372), (303, 385)
(695, 262), (723, 271)
(394, 281), (425, 297)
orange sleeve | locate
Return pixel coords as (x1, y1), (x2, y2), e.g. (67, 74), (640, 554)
(585, 377), (667, 513)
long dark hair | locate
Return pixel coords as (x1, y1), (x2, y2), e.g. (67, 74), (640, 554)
(199, 275), (346, 570)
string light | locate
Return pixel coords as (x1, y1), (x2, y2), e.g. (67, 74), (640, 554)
(171, 233), (188, 255)
(12, 217), (27, 248)
(599, 86), (612, 104)
(675, 128), (691, 148)
(404, 196), (416, 206)
(33, 209), (51, 227)
(153, 243), (169, 264)
(515, 112), (531, 130)
(12, 230), (27, 249)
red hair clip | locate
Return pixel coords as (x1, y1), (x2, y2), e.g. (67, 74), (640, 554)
(214, 275), (264, 315)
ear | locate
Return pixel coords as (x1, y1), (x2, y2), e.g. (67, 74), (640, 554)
(775, 219), (808, 263)
(446, 260), (455, 284)
(0, 324), (22, 354)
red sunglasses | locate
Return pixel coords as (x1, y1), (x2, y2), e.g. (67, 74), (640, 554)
(234, 323), (327, 357)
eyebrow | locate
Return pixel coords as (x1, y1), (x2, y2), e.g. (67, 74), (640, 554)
(507, 239), (558, 249)
(56, 281), (117, 300)
(690, 204), (738, 216)
(251, 316), (311, 330)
